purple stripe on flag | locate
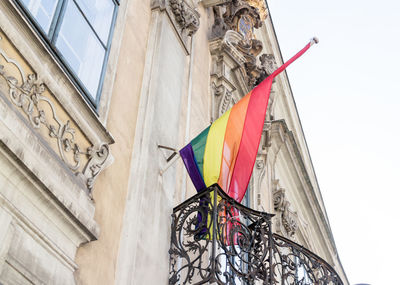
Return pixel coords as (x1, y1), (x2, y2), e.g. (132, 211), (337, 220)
(180, 144), (206, 192)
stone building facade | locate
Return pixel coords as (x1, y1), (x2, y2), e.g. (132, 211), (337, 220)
(0, 0), (348, 284)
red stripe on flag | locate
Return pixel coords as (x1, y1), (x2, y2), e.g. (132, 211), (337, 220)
(227, 78), (273, 202)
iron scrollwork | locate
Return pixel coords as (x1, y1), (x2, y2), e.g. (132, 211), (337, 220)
(271, 234), (343, 285)
(169, 184), (343, 284)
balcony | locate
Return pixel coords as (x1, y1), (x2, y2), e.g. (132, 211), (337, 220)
(169, 184), (343, 285)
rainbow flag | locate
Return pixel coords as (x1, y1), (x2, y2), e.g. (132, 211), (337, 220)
(180, 39), (317, 203)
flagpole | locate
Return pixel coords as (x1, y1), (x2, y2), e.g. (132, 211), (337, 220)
(310, 36), (319, 46)
(270, 36), (319, 79)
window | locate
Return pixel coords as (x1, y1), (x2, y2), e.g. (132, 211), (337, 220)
(16, 0), (118, 107)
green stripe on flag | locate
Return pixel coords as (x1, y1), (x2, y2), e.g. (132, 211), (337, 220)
(191, 126), (210, 180)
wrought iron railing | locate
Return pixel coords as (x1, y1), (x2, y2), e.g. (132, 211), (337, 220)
(169, 184), (343, 285)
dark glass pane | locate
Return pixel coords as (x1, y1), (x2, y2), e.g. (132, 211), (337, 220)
(75, 0), (115, 44)
(55, 0), (106, 100)
(20, 0), (58, 33)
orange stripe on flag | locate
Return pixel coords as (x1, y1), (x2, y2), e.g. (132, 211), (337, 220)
(218, 91), (252, 191)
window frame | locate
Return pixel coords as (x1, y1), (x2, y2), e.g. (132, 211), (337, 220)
(13, 0), (119, 110)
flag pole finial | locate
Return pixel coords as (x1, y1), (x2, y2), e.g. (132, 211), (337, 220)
(310, 37), (319, 46)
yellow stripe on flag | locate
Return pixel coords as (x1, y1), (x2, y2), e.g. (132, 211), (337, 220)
(203, 109), (231, 187)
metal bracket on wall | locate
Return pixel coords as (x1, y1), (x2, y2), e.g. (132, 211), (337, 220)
(158, 145), (181, 175)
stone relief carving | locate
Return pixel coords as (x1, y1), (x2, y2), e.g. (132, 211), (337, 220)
(263, 120), (272, 149)
(211, 0), (264, 37)
(167, 0), (200, 51)
(83, 144), (110, 191)
(273, 180), (299, 238)
(212, 83), (234, 118)
(255, 159), (264, 170)
(0, 36), (109, 194)
(209, 0), (274, 89)
(256, 53), (278, 85)
(209, 0), (278, 123)
(246, 0), (268, 20)
(169, 0), (200, 36)
(254, 157), (265, 209)
(260, 53), (277, 75)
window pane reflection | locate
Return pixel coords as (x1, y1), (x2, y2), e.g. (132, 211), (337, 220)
(75, 0), (115, 44)
(55, 0), (105, 99)
(20, 0), (58, 33)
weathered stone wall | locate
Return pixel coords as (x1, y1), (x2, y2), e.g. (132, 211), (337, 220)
(114, 0), (203, 283)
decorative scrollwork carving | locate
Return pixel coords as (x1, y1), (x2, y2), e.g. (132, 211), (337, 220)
(273, 186), (299, 238)
(255, 53), (278, 86)
(273, 186), (285, 211)
(210, 82), (236, 121)
(263, 120), (272, 148)
(210, 0), (273, 89)
(216, 85), (233, 117)
(83, 144), (110, 191)
(169, 185), (343, 284)
(246, 0), (268, 20)
(255, 159), (264, 169)
(260, 54), (278, 75)
(0, 36), (110, 193)
(169, 0), (200, 37)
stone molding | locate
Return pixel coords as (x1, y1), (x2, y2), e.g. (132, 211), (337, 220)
(211, 83), (235, 119)
(0, 35), (110, 194)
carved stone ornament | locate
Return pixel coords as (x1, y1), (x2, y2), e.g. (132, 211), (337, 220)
(170, 0), (200, 36)
(263, 120), (272, 149)
(212, 83), (234, 118)
(246, 0), (268, 20)
(273, 183), (299, 238)
(255, 159), (264, 169)
(167, 0), (200, 52)
(256, 53), (278, 85)
(0, 36), (110, 194)
(209, 0), (274, 89)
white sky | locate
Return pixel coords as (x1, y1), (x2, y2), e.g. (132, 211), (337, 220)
(267, 0), (400, 284)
